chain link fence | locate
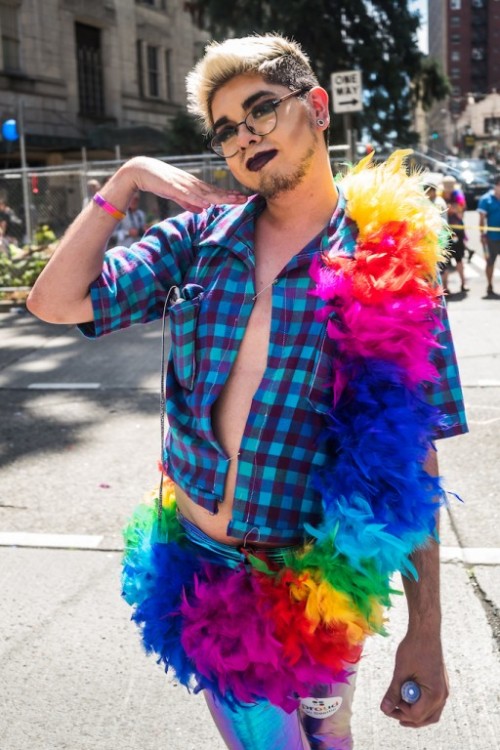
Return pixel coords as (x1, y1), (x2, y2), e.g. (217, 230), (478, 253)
(0, 154), (240, 248)
(0, 154), (241, 304)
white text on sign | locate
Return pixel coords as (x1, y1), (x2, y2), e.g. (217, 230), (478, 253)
(330, 70), (363, 114)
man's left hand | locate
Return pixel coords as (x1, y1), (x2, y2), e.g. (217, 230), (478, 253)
(380, 630), (449, 727)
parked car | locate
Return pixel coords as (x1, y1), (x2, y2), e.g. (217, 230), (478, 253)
(446, 159), (495, 209)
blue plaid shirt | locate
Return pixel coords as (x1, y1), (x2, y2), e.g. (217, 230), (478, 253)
(80, 191), (468, 543)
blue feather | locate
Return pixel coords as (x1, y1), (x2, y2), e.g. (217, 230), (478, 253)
(311, 358), (444, 576)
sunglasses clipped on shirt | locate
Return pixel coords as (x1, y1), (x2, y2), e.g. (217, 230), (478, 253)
(210, 87), (311, 159)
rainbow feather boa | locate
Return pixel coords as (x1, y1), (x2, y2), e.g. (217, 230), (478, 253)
(121, 150), (449, 712)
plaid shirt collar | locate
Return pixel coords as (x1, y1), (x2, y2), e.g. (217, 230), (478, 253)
(198, 187), (359, 265)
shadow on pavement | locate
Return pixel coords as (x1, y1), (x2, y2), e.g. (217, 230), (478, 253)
(0, 310), (163, 473)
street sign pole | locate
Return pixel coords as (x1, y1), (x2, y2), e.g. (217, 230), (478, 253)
(345, 113), (356, 164)
(330, 70), (363, 163)
(18, 100), (32, 245)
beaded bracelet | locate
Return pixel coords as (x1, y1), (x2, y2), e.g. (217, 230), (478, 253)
(93, 193), (126, 221)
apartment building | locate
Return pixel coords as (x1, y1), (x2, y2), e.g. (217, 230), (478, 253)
(0, 0), (208, 166)
(427, 0), (500, 153)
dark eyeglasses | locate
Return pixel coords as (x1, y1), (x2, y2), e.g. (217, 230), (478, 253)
(210, 88), (310, 159)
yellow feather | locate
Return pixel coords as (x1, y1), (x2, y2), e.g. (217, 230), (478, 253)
(340, 149), (446, 274)
(289, 572), (380, 640)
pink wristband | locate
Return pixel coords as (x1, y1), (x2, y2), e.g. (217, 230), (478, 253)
(93, 193), (126, 220)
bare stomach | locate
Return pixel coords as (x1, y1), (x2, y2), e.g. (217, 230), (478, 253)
(175, 346), (277, 546)
(175, 480), (245, 545)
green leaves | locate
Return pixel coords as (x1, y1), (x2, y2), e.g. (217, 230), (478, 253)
(164, 110), (207, 155)
(0, 247), (51, 287)
(412, 55), (451, 113)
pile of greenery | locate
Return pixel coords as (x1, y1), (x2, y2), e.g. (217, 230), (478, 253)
(0, 224), (57, 295)
(0, 248), (50, 289)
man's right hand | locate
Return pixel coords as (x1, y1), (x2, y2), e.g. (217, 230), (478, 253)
(125, 156), (247, 213)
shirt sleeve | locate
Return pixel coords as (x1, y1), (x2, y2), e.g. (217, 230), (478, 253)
(477, 194), (488, 214)
(78, 209), (207, 339)
(424, 298), (468, 440)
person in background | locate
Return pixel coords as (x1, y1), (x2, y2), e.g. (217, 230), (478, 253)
(442, 176), (476, 264)
(114, 191), (146, 247)
(477, 173), (500, 298)
(424, 175), (447, 217)
(440, 175), (464, 207)
(83, 179), (102, 208)
(439, 177), (471, 294)
(442, 195), (469, 295)
(0, 195), (23, 246)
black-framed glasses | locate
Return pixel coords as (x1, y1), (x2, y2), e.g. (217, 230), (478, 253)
(210, 87), (310, 159)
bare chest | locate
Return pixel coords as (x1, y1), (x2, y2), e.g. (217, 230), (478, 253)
(211, 238), (292, 455)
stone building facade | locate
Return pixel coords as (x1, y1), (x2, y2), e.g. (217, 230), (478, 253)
(0, 0), (208, 165)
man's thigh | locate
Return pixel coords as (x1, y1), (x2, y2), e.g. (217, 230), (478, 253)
(486, 239), (500, 266)
(203, 663), (359, 750)
(299, 665), (359, 750)
(205, 691), (307, 750)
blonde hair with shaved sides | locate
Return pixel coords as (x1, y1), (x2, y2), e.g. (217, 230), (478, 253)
(186, 34), (319, 131)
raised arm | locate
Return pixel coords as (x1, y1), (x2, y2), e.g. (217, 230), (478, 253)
(27, 157), (246, 325)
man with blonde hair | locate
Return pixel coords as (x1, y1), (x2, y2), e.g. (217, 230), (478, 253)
(28, 34), (467, 749)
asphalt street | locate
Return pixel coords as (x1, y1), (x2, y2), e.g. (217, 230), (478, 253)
(0, 212), (499, 749)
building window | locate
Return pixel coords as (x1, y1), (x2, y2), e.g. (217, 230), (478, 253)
(451, 16), (461, 25)
(136, 0), (167, 8)
(472, 26), (488, 42)
(75, 23), (104, 117)
(147, 44), (160, 98)
(471, 47), (485, 60)
(451, 33), (461, 43)
(136, 39), (144, 98)
(450, 0), (461, 8)
(137, 41), (173, 99)
(451, 68), (461, 77)
(165, 49), (173, 100)
(451, 50), (460, 61)
(472, 0), (485, 7)
(0, 3), (21, 71)
(485, 116), (500, 135)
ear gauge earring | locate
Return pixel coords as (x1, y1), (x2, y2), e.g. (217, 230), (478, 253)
(317, 119), (326, 127)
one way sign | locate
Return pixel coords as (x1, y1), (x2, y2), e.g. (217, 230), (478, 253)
(330, 70), (363, 114)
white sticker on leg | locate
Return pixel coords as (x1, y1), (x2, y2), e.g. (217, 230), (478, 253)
(300, 696), (343, 719)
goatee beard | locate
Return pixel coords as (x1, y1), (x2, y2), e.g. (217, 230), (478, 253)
(257, 146), (315, 200)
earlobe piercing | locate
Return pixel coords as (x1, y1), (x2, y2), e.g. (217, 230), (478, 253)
(317, 119), (326, 127)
